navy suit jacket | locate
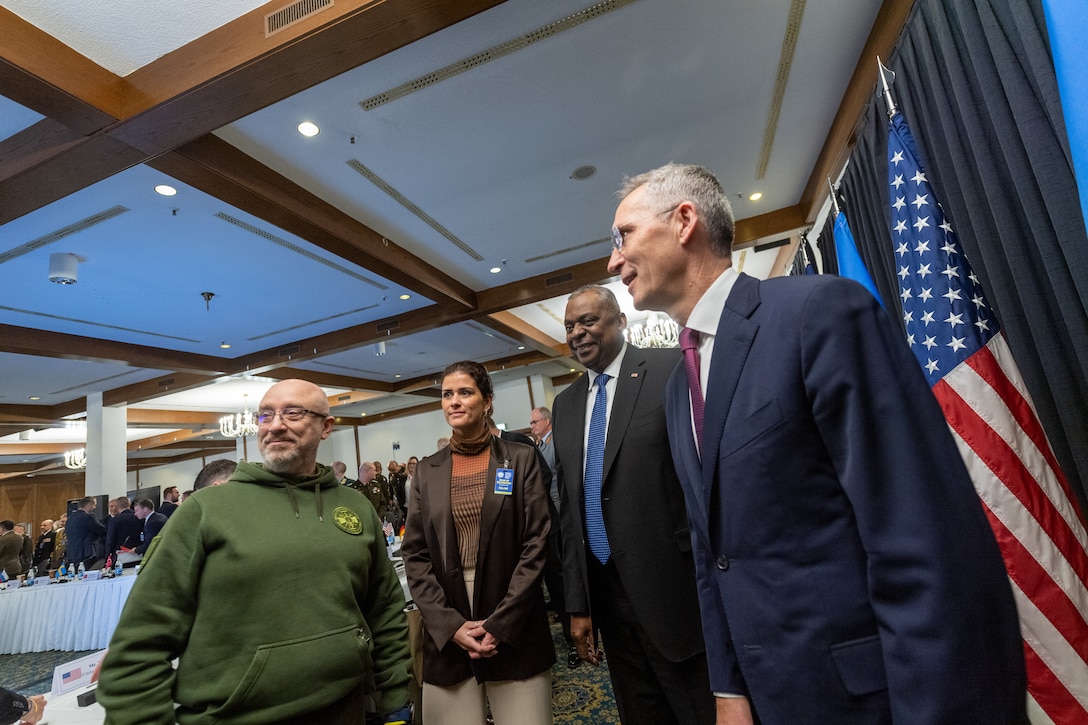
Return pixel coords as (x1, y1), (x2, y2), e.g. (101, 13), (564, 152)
(554, 345), (704, 663)
(665, 273), (1025, 723)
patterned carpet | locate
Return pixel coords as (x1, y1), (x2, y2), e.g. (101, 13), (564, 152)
(0, 618), (618, 724)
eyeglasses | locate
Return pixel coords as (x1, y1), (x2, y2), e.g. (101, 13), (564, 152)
(256, 407), (326, 425)
(611, 205), (679, 252)
(529, 418), (545, 426)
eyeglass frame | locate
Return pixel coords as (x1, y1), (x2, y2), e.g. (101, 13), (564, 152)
(529, 417), (547, 427)
(611, 204), (680, 253)
(256, 407), (328, 426)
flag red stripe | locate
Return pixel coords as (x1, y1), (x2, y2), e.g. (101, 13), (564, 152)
(933, 379), (1088, 594)
(979, 503), (1088, 667)
(965, 340), (1086, 527)
(1022, 636), (1088, 723)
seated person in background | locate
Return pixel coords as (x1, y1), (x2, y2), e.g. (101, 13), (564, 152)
(128, 500), (167, 556)
(194, 459), (237, 491)
(0, 686), (45, 725)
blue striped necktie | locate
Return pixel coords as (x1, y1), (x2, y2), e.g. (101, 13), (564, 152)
(584, 373), (611, 563)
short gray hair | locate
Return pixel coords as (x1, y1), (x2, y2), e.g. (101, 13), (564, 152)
(618, 163), (735, 257)
(568, 284), (621, 317)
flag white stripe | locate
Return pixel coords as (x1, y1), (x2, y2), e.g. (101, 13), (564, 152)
(1010, 576), (1088, 708)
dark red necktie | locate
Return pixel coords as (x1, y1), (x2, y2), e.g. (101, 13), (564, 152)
(679, 327), (705, 451)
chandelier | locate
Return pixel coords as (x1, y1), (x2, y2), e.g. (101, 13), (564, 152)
(624, 312), (680, 349)
(220, 394), (259, 438)
(64, 447), (87, 470)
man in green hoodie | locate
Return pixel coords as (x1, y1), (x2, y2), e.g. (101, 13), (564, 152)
(98, 379), (413, 725)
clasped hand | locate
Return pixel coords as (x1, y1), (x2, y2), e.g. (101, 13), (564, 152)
(453, 620), (499, 659)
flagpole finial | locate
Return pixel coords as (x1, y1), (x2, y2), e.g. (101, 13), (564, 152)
(827, 176), (841, 216)
(877, 56), (897, 118)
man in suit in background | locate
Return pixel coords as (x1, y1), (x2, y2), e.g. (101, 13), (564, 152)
(552, 285), (714, 725)
(608, 162), (1026, 724)
(331, 460), (356, 489)
(194, 459), (237, 491)
(158, 487), (180, 518)
(32, 519), (55, 569)
(105, 497), (143, 565)
(65, 497), (106, 569)
(131, 499), (168, 556)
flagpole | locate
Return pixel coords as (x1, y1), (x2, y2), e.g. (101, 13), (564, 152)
(877, 56), (897, 117)
(827, 176), (840, 216)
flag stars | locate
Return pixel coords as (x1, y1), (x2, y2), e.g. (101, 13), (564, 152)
(940, 219), (954, 234)
(892, 174), (905, 189)
(900, 287), (913, 302)
(947, 336), (967, 353)
(919, 287), (934, 301)
(969, 272), (980, 285)
(912, 193), (930, 209)
(899, 265), (910, 280)
(914, 240), (931, 255)
(922, 335), (937, 349)
(917, 263), (932, 278)
(913, 216), (931, 232)
(896, 241), (909, 256)
(907, 332), (916, 346)
(941, 241), (957, 256)
(903, 310), (914, 324)
(894, 219), (908, 235)
(974, 318), (991, 333)
(920, 310), (936, 325)
(944, 311), (964, 327)
(893, 196), (907, 211)
(971, 294), (986, 309)
(942, 264), (960, 279)
(891, 150), (905, 165)
(925, 358), (940, 374)
(911, 169), (928, 184)
(942, 287), (963, 303)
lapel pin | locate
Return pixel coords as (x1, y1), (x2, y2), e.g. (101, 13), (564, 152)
(630, 372), (639, 378)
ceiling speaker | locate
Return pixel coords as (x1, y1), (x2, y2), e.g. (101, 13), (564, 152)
(49, 252), (79, 284)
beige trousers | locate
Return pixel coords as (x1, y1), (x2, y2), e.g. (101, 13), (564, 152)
(421, 568), (553, 725)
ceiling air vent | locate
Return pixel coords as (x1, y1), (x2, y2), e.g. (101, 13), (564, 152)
(266, 0), (334, 38)
(545, 272), (575, 287)
(376, 319), (400, 333)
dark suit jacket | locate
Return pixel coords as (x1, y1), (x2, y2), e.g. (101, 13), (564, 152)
(65, 509), (106, 565)
(401, 435), (554, 686)
(553, 345), (704, 663)
(665, 273), (1025, 723)
(33, 530), (56, 568)
(135, 512), (168, 555)
(106, 509), (144, 557)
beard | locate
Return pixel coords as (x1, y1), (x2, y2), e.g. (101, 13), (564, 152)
(259, 437), (305, 475)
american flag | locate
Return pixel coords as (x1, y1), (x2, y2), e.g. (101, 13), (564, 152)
(887, 110), (1088, 723)
(61, 666), (82, 682)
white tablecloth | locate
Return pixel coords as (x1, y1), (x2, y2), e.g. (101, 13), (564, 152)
(0, 574), (137, 654)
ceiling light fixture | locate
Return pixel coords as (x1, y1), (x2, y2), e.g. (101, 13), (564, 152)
(28, 396), (40, 401)
(399, 294), (411, 300)
(489, 267), (502, 274)
(748, 192), (763, 201)
(625, 312), (680, 348)
(220, 394), (259, 438)
(571, 165), (596, 180)
(155, 184), (177, 196)
(376, 341), (387, 356)
(48, 252), (79, 284)
(220, 342), (231, 349)
(297, 121), (320, 137)
(64, 447), (87, 470)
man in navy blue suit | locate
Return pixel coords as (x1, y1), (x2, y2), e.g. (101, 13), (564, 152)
(606, 162), (1026, 724)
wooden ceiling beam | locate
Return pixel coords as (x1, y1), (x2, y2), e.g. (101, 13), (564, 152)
(798, 0), (914, 222)
(125, 410), (226, 427)
(151, 136), (477, 310)
(478, 312), (566, 356)
(102, 372), (221, 408)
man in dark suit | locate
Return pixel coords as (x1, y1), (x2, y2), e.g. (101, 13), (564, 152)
(132, 499), (168, 556)
(553, 285), (714, 725)
(105, 497), (144, 564)
(65, 497), (106, 568)
(158, 487), (180, 518)
(32, 519), (56, 569)
(607, 162), (1026, 724)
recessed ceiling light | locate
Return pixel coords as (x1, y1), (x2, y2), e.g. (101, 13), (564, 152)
(490, 267), (502, 274)
(399, 294), (411, 300)
(297, 121), (320, 137)
(395, 374), (402, 378)
(219, 342), (231, 349)
(29, 396), (40, 400)
(155, 184), (177, 196)
(748, 192), (763, 201)
(517, 346), (525, 350)
(571, 165), (596, 181)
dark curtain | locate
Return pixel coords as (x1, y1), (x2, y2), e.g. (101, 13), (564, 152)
(837, 0), (1088, 506)
(818, 208), (839, 275)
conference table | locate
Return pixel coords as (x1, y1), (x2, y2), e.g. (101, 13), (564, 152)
(0, 573), (137, 654)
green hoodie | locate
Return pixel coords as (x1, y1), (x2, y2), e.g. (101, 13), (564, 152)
(98, 462), (411, 724)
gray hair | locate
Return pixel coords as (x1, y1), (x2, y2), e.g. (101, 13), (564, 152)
(618, 163), (735, 257)
(568, 284), (622, 317)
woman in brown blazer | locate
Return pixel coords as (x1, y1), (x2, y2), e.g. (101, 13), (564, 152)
(401, 360), (554, 725)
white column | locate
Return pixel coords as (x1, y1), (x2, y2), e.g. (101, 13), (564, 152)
(85, 392), (127, 499)
(527, 373), (556, 412)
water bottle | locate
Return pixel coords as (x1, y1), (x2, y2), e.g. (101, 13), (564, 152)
(77, 562), (86, 580)
(26, 567), (35, 586)
(115, 557), (123, 577)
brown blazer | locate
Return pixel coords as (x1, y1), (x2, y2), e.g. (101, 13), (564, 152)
(401, 435), (555, 686)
